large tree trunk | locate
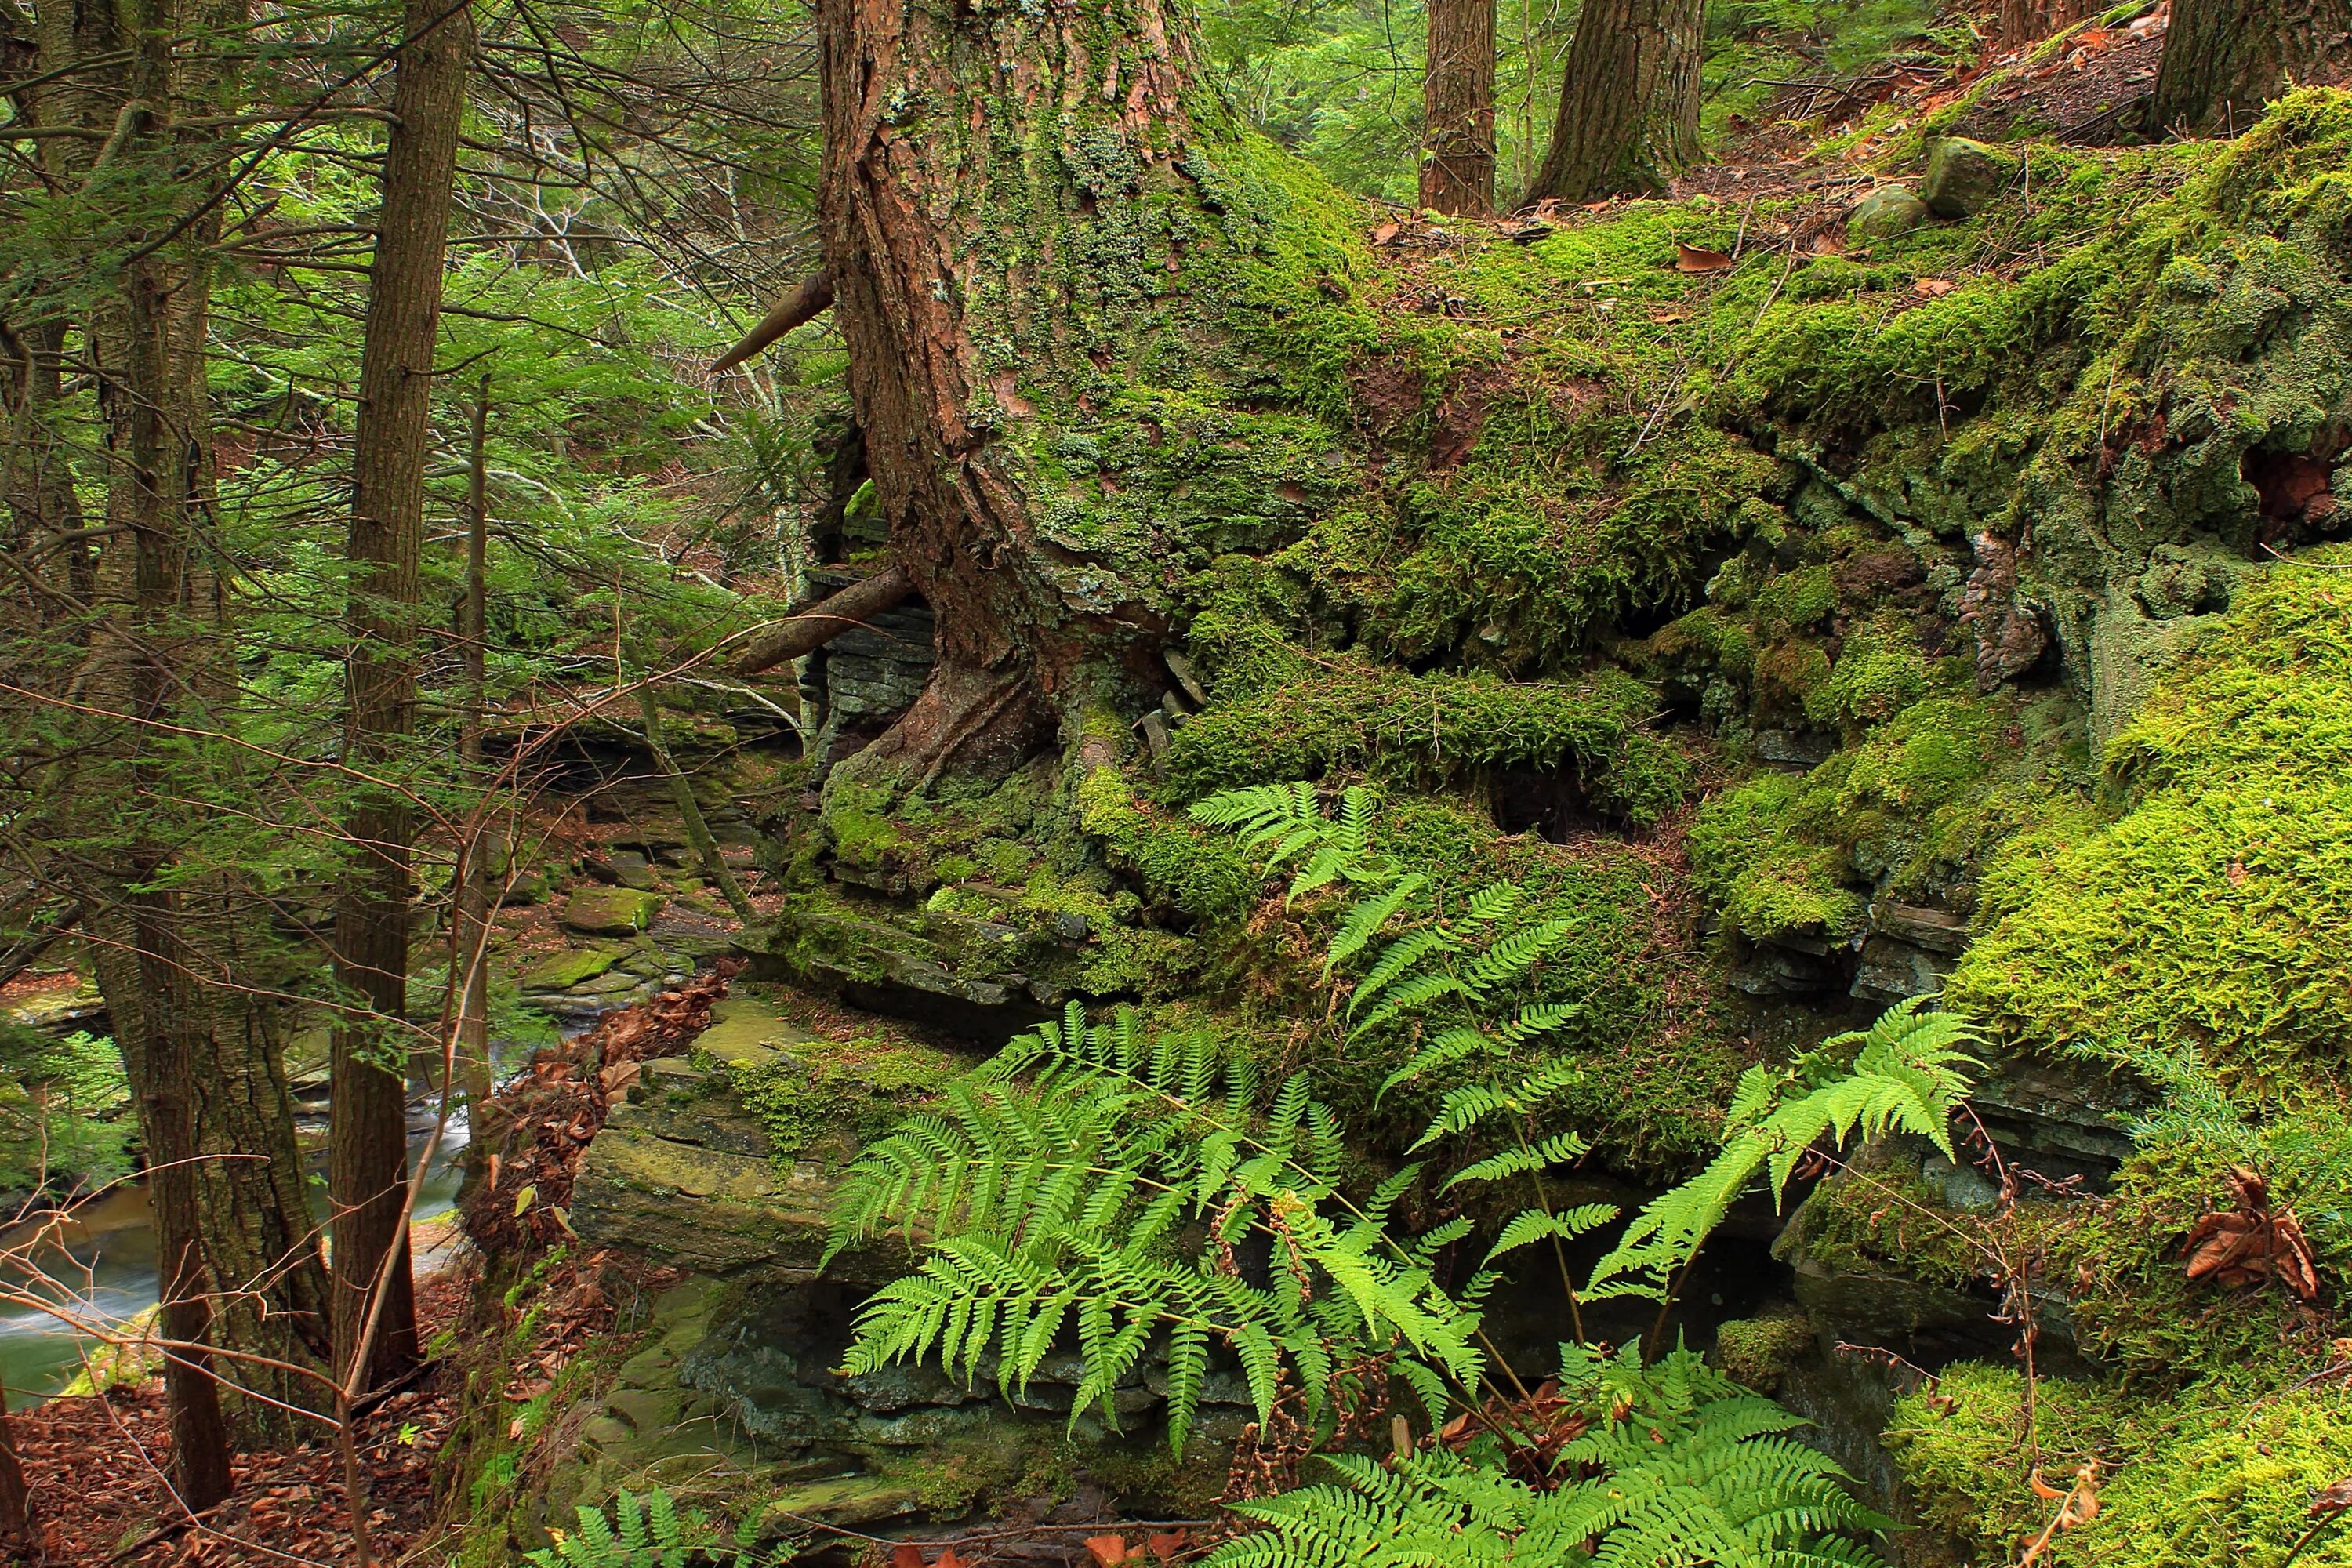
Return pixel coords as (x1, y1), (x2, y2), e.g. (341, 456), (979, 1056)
(1523, 0), (1702, 205)
(1421, 0), (1496, 215)
(2149, 0), (2352, 135)
(815, 0), (1334, 791)
(332, 0), (474, 1393)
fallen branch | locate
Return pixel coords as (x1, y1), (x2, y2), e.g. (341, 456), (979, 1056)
(710, 270), (834, 372)
(731, 564), (914, 676)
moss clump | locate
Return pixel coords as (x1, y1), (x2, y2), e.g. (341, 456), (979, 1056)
(1711, 1309), (1817, 1396)
(730, 1032), (965, 1167)
(1075, 765), (1261, 926)
(1947, 552), (2352, 1090)
(1689, 774), (1868, 940)
(1160, 655), (1693, 826)
(1688, 689), (2084, 941)
(1889, 1361), (2352, 1568)
(1776, 1143), (1994, 1294)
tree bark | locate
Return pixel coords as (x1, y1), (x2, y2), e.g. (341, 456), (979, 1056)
(2149, 0), (2352, 135)
(1995, 0), (2101, 44)
(1421, 0), (1496, 215)
(0, 1384), (33, 1558)
(815, 0), (1315, 789)
(455, 374), (492, 1115)
(332, 0), (474, 1394)
(1523, 0), (1703, 205)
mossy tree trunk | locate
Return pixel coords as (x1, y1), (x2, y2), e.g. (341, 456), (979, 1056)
(2149, 0), (2352, 134)
(1523, 0), (1701, 205)
(1421, 0), (1495, 215)
(815, 0), (1354, 787)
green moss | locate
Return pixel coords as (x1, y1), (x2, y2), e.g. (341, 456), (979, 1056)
(1075, 765), (1261, 926)
(1947, 553), (2352, 1088)
(1690, 775), (1867, 940)
(1777, 1148), (1990, 1294)
(1816, 626), (1930, 729)
(1711, 1308), (1817, 1396)
(1889, 1362), (2352, 1568)
(1161, 656), (1693, 825)
(731, 1032), (965, 1167)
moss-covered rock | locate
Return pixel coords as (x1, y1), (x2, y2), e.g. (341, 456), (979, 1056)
(560, 886), (662, 938)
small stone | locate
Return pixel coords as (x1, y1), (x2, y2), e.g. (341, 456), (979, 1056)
(1847, 185), (1929, 241)
(1138, 710), (1171, 760)
(1921, 137), (2013, 219)
(561, 885), (663, 937)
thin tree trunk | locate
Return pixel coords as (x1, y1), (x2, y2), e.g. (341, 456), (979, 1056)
(455, 374), (492, 1115)
(0, 1384), (31, 1560)
(635, 686), (758, 925)
(1523, 0), (1702, 205)
(730, 561), (912, 676)
(2149, 0), (2352, 135)
(332, 0), (474, 1394)
(1421, 0), (1496, 215)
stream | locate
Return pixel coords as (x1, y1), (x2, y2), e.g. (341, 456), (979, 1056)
(0, 1110), (473, 1407)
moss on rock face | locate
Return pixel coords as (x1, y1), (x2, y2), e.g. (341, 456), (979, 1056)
(1160, 655), (1693, 825)
(1888, 1361), (2352, 1568)
(1947, 550), (2352, 1090)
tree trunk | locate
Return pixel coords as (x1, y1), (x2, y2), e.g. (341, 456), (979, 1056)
(332, 0), (474, 1394)
(1995, 0), (2100, 44)
(815, 0), (1323, 791)
(2149, 0), (2352, 135)
(1523, 0), (1703, 205)
(456, 374), (492, 1115)
(0, 1385), (33, 1558)
(1421, 0), (1496, 215)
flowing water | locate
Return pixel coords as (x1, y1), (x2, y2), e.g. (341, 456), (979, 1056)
(0, 1111), (473, 1407)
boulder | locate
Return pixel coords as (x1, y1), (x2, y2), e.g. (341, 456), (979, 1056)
(517, 945), (619, 992)
(1922, 137), (2013, 218)
(560, 885), (662, 937)
(1847, 185), (1929, 241)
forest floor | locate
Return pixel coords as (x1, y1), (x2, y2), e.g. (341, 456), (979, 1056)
(17, 1269), (469, 1566)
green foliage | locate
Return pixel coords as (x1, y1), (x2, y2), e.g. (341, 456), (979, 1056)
(0, 1027), (132, 1195)
(524, 1488), (733, 1568)
(1210, 1344), (1889, 1568)
(1587, 998), (1978, 1304)
(826, 1004), (1484, 1452)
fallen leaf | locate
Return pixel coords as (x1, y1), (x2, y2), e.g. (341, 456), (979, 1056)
(1370, 221), (1400, 245)
(512, 1183), (537, 1217)
(891, 1548), (924, 1568)
(2310, 1476), (2352, 1519)
(1648, 308), (1689, 324)
(1086, 1535), (1130, 1566)
(1148, 1530), (1189, 1559)
(1675, 242), (1736, 273)
(935, 1550), (971, 1568)
(2182, 1165), (2321, 1301)
(1914, 278), (1956, 297)
(1811, 232), (1846, 256)
(2227, 858), (2248, 886)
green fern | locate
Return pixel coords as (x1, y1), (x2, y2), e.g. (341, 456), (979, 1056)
(1207, 1344), (1889, 1568)
(1189, 782), (1399, 905)
(1587, 996), (1980, 1305)
(828, 1003), (1486, 1451)
(525, 1489), (710, 1568)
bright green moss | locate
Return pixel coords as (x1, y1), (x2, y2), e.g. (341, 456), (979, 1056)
(1711, 1309), (1817, 1396)
(1160, 658), (1695, 826)
(1947, 554), (2352, 1088)
(732, 1033), (965, 1167)
(1689, 775), (1867, 940)
(1074, 765), (1261, 926)
(1753, 565), (1837, 636)
(1889, 1363), (2352, 1568)
(1816, 626), (1930, 729)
